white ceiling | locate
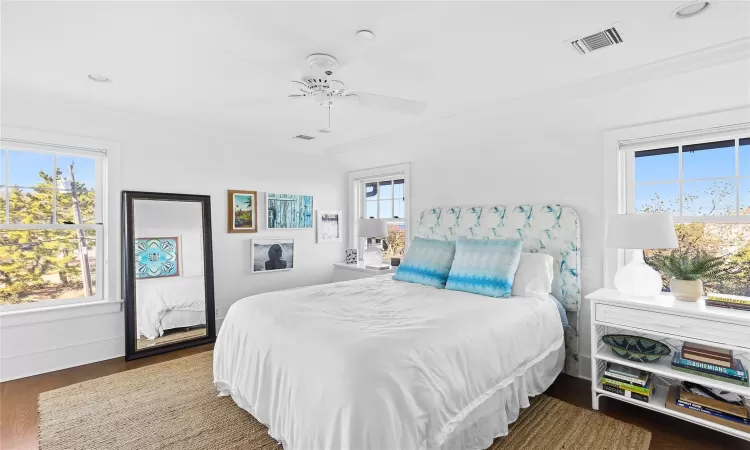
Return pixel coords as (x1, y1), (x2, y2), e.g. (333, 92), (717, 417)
(2, 1), (749, 154)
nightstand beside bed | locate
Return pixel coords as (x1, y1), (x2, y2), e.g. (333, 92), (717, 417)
(586, 288), (750, 442)
(331, 262), (396, 282)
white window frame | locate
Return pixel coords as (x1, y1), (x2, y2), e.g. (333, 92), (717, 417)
(348, 163), (411, 260)
(0, 127), (120, 313)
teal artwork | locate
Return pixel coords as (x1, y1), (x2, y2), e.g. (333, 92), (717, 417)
(267, 193), (313, 229)
(135, 237), (180, 279)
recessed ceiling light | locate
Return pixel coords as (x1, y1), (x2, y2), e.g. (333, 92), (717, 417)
(356, 30), (375, 40)
(672, 1), (710, 19)
(87, 74), (111, 83)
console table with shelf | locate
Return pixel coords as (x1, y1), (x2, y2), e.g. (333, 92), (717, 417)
(586, 288), (750, 441)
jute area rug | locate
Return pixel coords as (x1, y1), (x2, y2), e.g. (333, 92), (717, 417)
(39, 351), (651, 450)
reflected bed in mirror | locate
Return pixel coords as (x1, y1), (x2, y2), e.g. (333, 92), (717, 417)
(122, 191), (216, 360)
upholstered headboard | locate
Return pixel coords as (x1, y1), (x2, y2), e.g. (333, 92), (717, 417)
(415, 204), (581, 375)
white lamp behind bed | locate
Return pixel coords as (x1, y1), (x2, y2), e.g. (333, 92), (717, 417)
(605, 214), (679, 297)
(359, 218), (389, 266)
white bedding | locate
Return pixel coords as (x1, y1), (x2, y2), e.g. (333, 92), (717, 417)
(213, 275), (564, 450)
(136, 276), (206, 339)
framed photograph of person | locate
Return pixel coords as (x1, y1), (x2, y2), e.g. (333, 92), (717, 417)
(228, 190), (258, 233)
(316, 210), (342, 243)
(252, 237), (294, 273)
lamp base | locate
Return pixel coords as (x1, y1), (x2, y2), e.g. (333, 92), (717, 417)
(363, 245), (384, 266)
(614, 258), (663, 297)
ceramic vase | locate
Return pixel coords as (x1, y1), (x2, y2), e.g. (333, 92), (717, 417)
(670, 279), (703, 302)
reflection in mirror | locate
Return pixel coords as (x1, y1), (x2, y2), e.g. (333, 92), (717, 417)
(133, 199), (208, 350)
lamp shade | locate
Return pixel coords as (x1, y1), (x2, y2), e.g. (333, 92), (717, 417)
(605, 214), (679, 250)
(358, 218), (388, 238)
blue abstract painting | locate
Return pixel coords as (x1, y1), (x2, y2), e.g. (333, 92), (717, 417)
(267, 193), (313, 229)
(135, 237), (180, 279)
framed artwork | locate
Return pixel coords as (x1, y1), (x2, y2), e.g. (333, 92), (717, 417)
(267, 193), (313, 229)
(252, 237), (294, 273)
(317, 210), (342, 243)
(228, 190), (258, 233)
(135, 237), (180, 279)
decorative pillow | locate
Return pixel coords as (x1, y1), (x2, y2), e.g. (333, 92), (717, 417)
(512, 252), (554, 297)
(392, 237), (456, 288)
(445, 237), (523, 298)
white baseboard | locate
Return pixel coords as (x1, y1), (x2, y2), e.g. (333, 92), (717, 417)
(1, 336), (125, 382)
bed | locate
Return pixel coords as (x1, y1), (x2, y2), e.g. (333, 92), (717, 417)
(214, 204), (581, 449)
(136, 275), (207, 340)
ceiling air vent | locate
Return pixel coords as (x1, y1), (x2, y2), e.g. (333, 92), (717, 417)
(293, 134), (315, 140)
(569, 26), (623, 55)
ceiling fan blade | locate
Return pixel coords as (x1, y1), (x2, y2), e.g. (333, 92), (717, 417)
(351, 92), (426, 116)
(288, 94), (308, 99)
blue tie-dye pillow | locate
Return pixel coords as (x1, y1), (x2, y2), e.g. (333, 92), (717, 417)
(392, 237), (456, 288)
(445, 237), (523, 298)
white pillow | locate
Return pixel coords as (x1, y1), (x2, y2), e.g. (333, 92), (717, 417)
(512, 252), (554, 297)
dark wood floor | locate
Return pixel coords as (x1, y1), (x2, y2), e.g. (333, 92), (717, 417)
(1, 345), (748, 450)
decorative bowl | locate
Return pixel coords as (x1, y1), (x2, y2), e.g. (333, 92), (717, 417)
(601, 334), (671, 363)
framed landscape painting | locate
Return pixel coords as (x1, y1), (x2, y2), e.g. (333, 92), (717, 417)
(267, 193), (313, 229)
(228, 190), (257, 233)
(317, 210), (342, 243)
(251, 237), (294, 273)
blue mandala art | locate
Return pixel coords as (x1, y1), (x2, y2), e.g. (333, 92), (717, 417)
(135, 237), (180, 279)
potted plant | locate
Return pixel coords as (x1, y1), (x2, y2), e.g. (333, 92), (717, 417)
(647, 250), (727, 302)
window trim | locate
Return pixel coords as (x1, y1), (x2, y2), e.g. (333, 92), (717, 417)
(348, 163), (411, 259)
(0, 126), (120, 314)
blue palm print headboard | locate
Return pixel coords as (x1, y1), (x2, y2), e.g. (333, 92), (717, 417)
(415, 204), (581, 375)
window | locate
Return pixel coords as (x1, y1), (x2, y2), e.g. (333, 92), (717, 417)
(364, 178), (406, 259)
(0, 144), (106, 306)
(623, 134), (750, 297)
(349, 164), (410, 261)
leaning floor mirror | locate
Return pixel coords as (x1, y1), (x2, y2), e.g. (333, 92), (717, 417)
(122, 191), (216, 360)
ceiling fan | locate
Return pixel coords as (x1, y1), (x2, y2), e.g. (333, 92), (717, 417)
(288, 53), (427, 118)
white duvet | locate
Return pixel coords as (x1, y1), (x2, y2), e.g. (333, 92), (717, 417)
(136, 276), (206, 339)
(213, 275), (564, 450)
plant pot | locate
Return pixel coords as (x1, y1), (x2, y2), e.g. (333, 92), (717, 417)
(670, 279), (703, 302)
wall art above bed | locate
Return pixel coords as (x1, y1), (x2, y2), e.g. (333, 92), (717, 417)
(415, 204), (581, 376)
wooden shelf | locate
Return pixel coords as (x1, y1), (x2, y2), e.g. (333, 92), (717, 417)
(595, 346), (750, 397)
(595, 381), (750, 441)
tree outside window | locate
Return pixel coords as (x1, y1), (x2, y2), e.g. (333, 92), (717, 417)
(1, 149), (100, 305)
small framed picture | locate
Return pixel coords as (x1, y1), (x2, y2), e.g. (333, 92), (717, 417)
(316, 210), (342, 243)
(228, 190), (258, 233)
(252, 237), (294, 273)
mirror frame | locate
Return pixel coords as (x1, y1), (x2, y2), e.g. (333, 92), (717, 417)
(122, 191), (216, 361)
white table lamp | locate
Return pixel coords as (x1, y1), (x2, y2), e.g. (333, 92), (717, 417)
(358, 218), (388, 265)
(605, 214), (679, 297)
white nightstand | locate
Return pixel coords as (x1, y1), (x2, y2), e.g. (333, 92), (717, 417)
(331, 262), (396, 282)
(586, 288), (750, 441)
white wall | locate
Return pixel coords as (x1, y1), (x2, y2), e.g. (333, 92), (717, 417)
(0, 89), (348, 381)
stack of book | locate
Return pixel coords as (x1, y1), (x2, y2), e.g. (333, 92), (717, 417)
(706, 293), (750, 312)
(666, 382), (750, 433)
(601, 362), (654, 403)
(671, 343), (749, 387)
